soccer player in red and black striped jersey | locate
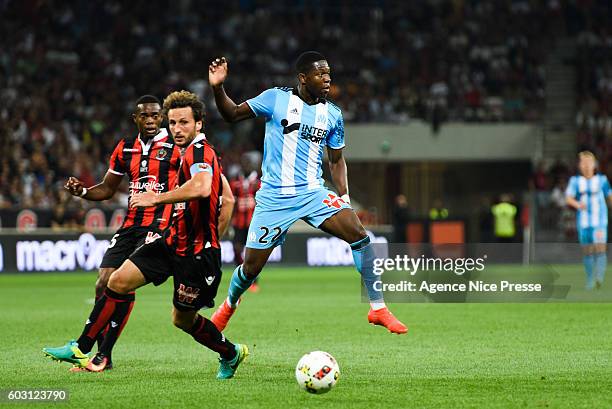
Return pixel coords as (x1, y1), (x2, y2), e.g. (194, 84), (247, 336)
(44, 95), (182, 369)
(47, 91), (247, 379)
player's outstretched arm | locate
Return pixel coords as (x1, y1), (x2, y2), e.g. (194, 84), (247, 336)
(209, 57), (255, 123)
(327, 147), (350, 202)
(64, 172), (122, 201)
(130, 172), (212, 208)
(218, 174), (235, 237)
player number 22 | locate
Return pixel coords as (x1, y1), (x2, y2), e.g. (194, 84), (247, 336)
(259, 226), (282, 244)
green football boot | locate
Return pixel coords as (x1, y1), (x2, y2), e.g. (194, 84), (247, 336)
(217, 344), (249, 380)
(43, 340), (89, 368)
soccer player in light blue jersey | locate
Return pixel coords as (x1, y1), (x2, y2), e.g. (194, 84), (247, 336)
(566, 151), (612, 290)
(208, 52), (407, 334)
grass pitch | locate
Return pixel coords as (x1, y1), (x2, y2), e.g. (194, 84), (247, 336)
(0, 266), (611, 409)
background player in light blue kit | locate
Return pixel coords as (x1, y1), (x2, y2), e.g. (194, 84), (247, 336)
(208, 52), (407, 334)
(566, 151), (612, 290)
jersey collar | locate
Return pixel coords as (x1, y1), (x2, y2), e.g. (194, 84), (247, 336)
(137, 128), (168, 144)
(292, 87), (326, 106)
(137, 129), (168, 155)
(189, 133), (207, 147)
(152, 128), (168, 142)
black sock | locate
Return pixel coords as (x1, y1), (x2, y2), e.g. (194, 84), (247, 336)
(98, 292), (135, 358)
(77, 288), (131, 353)
(187, 315), (236, 360)
(93, 294), (107, 351)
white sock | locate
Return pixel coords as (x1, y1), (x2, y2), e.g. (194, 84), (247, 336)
(370, 302), (386, 311)
(226, 296), (239, 308)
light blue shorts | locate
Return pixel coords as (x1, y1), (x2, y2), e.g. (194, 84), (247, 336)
(246, 188), (352, 249)
(577, 226), (607, 245)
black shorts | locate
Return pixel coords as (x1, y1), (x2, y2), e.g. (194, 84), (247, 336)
(129, 238), (222, 311)
(100, 227), (163, 269)
(233, 227), (249, 246)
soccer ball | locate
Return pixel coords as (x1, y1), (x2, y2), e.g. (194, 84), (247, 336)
(295, 351), (340, 394)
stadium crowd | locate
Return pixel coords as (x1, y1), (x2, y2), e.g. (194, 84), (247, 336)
(575, 17), (612, 173)
(0, 0), (600, 215)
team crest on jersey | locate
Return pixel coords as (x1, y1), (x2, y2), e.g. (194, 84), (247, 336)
(177, 284), (200, 304)
(155, 148), (168, 160)
(322, 193), (346, 209)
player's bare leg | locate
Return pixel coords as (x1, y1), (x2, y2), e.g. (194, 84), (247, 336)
(234, 241), (259, 292)
(320, 208), (408, 334)
(96, 268), (115, 298)
(106, 261), (147, 293)
(243, 247), (274, 281)
(211, 247), (274, 331)
(172, 308), (199, 331)
(319, 208), (367, 245)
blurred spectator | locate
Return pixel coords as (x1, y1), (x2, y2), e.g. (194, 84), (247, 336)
(429, 199), (449, 220)
(491, 193), (518, 243)
(531, 161), (550, 210)
(478, 196), (494, 242)
(391, 194), (411, 243)
(575, 6), (612, 173)
(50, 203), (70, 231)
(0, 0), (584, 211)
(550, 179), (575, 240)
(549, 156), (569, 184)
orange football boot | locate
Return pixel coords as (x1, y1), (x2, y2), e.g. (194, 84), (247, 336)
(368, 307), (408, 334)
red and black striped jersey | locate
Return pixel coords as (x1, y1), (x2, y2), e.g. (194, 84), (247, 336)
(108, 129), (181, 230)
(167, 134), (223, 256)
(230, 172), (260, 229)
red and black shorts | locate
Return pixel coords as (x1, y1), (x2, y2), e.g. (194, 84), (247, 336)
(100, 227), (163, 269)
(129, 237), (222, 311)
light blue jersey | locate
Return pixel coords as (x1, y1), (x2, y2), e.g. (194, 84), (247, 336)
(566, 173), (611, 229)
(246, 87), (345, 195)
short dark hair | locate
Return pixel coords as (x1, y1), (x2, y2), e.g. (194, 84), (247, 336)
(162, 90), (205, 122)
(135, 95), (161, 106)
(295, 51), (326, 74)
